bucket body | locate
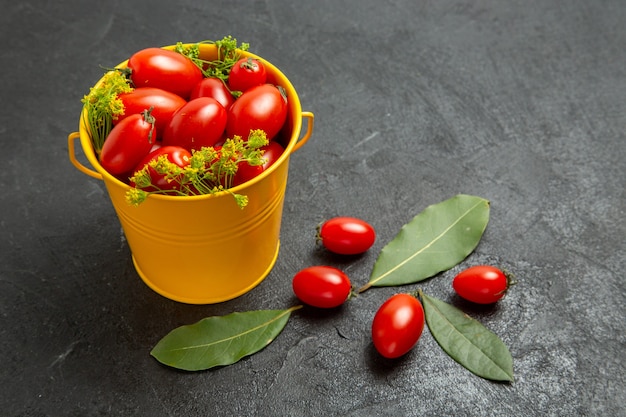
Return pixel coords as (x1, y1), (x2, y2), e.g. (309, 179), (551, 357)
(72, 44), (313, 304)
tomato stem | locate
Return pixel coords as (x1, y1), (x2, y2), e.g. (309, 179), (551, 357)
(503, 269), (518, 288)
(347, 287), (360, 301)
(314, 221), (324, 245)
(141, 106), (156, 143)
(240, 57), (256, 70)
(277, 85), (288, 103)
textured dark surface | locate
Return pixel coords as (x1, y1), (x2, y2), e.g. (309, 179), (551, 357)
(1, 1), (625, 416)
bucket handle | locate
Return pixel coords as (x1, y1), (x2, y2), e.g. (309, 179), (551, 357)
(291, 111), (314, 153)
(67, 132), (103, 180)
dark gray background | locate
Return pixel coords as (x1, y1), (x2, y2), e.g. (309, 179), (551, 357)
(1, 1), (624, 416)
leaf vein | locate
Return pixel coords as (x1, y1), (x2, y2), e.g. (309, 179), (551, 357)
(370, 200), (484, 285)
(425, 296), (511, 379)
(164, 308), (293, 353)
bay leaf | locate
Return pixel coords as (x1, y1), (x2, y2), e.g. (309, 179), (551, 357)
(420, 291), (514, 382)
(151, 306), (301, 371)
(361, 194), (489, 290)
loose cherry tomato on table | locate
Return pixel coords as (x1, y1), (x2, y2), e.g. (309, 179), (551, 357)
(372, 293), (425, 359)
(131, 145), (192, 193)
(317, 217), (376, 255)
(190, 77), (235, 109)
(99, 109), (156, 176)
(232, 141), (285, 186)
(115, 87), (187, 137)
(127, 48), (203, 99)
(228, 57), (267, 93)
(226, 84), (288, 141)
(292, 266), (352, 309)
(162, 97), (227, 152)
(452, 265), (510, 304)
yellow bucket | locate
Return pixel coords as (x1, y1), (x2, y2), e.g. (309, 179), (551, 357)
(68, 43), (314, 304)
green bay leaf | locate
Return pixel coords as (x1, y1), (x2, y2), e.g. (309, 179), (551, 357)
(420, 291), (514, 382)
(364, 194), (489, 289)
(151, 306), (300, 371)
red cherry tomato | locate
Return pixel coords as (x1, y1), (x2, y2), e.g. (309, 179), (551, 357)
(99, 110), (156, 176)
(190, 77), (235, 109)
(131, 145), (192, 193)
(115, 87), (187, 137)
(317, 217), (376, 255)
(258, 141), (285, 168)
(292, 266), (352, 309)
(228, 58), (267, 92)
(127, 47), (203, 99)
(232, 141), (285, 186)
(452, 265), (510, 304)
(162, 97), (227, 152)
(226, 84), (288, 141)
(372, 293), (425, 359)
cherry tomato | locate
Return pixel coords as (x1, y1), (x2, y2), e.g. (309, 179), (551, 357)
(452, 265), (510, 304)
(100, 110), (156, 176)
(190, 77), (235, 109)
(127, 48), (203, 99)
(317, 217), (376, 255)
(115, 87), (187, 137)
(232, 141), (285, 186)
(228, 58), (267, 92)
(372, 293), (425, 359)
(162, 97), (227, 152)
(226, 84), (288, 141)
(292, 266), (352, 309)
(131, 145), (192, 193)
(258, 141), (285, 168)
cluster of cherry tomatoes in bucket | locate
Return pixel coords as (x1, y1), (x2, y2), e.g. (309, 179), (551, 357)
(291, 217), (513, 359)
(90, 44), (289, 194)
